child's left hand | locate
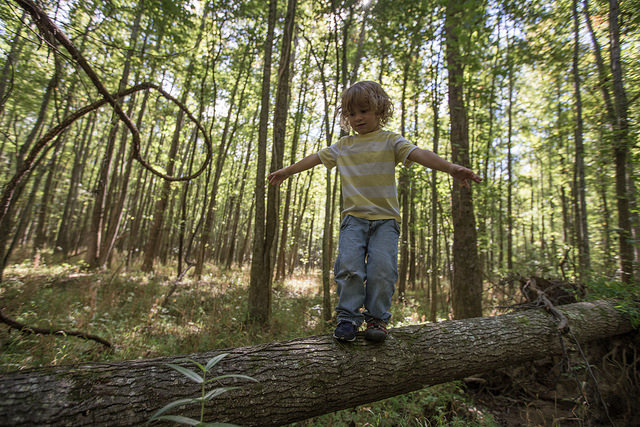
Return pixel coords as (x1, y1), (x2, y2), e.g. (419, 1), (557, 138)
(449, 164), (482, 189)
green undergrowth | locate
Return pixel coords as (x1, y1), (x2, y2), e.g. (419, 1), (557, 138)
(292, 382), (497, 427)
(0, 260), (496, 426)
(584, 276), (640, 328)
(0, 262), (330, 370)
(0, 261), (442, 372)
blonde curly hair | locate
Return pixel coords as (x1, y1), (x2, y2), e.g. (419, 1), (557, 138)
(339, 81), (394, 132)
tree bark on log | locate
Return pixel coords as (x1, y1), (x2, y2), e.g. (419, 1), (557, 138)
(0, 300), (634, 426)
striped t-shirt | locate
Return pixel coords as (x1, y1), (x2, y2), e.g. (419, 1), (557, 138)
(318, 129), (417, 222)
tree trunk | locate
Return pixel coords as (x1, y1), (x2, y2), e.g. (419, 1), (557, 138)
(0, 10), (26, 115)
(55, 114), (94, 256)
(195, 45), (250, 277)
(398, 64), (410, 298)
(607, 0), (633, 283)
(248, 0), (277, 322)
(479, 17), (500, 277)
(445, 0), (482, 319)
(85, 1), (144, 269)
(0, 300), (632, 427)
(572, 0), (590, 277)
(506, 37), (514, 272)
(583, 0), (633, 282)
(32, 133), (65, 252)
(597, 160), (615, 273)
(141, 11), (206, 272)
(0, 57), (60, 277)
(275, 60), (306, 282)
(429, 74), (441, 322)
(40, 18), (90, 254)
(263, 0), (297, 285)
(99, 35), (156, 268)
(288, 152), (315, 276)
(225, 139), (253, 269)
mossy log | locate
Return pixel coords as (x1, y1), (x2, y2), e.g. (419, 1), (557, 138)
(0, 300), (634, 426)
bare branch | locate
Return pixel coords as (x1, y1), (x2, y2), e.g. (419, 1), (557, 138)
(0, 307), (112, 348)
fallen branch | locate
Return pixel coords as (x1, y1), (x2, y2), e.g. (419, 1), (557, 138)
(0, 308), (111, 348)
(522, 277), (570, 332)
(0, 300), (634, 426)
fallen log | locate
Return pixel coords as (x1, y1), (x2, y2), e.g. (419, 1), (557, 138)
(0, 300), (634, 426)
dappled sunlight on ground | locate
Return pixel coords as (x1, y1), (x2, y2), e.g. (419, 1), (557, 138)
(280, 272), (322, 297)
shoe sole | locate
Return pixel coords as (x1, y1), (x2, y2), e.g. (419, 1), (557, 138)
(333, 333), (356, 342)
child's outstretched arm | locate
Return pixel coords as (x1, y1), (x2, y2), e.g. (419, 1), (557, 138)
(268, 153), (322, 186)
(407, 148), (482, 189)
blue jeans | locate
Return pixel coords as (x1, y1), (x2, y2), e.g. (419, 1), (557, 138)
(334, 215), (400, 326)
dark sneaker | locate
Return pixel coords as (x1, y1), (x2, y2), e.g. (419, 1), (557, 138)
(364, 318), (388, 342)
(333, 321), (357, 342)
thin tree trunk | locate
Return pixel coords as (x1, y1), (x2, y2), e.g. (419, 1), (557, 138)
(429, 78), (441, 323)
(86, 2), (144, 269)
(100, 32), (155, 267)
(2, 171), (44, 268)
(408, 99), (418, 287)
(445, 0), (482, 319)
(0, 10), (25, 115)
(32, 134), (65, 252)
(607, 0), (633, 282)
(398, 62), (410, 298)
(275, 56), (307, 281)
(479, 16), (500, 277)
(195, 45), (251, 276)
(248, 0), (277, 323)
(0, 58), (60, 277)
(225, 138), (253, 269)
(583, 0), (633, 282)
(142, 11), (206, 272)
(506, 35), (514, 272)
(597, 161), (615, 273)
(55, 113), (94, 256)
(264, 0), (296, 292)
(288, 146), (316, 276)
(572, 0), (590, 276)
(237, 198), (254, 266)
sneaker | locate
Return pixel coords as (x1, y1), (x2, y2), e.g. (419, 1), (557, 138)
(333, 321), (357, 342)
(364, 318), (388, 342)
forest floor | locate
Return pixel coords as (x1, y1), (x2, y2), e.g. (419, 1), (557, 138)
(0, 258), (638, 426)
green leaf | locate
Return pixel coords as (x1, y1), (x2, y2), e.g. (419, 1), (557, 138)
(167, 363), (204, 383)
(199, 423), (241, 427)
(204, 353), (229, 371)
(203, 386), (239, 401)
(148, 397), (201, 421)
(175, 358), (206, 372)
(153, 414), (201, 425)
(206, 374), (258, 383)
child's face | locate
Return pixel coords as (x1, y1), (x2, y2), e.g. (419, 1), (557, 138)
(346, 104), (380, 135)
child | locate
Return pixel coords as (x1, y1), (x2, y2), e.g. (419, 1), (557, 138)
(268, 81), (481, 342)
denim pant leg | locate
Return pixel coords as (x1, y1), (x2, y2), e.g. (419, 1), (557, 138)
(364, 219), (399, 322)
(334, 216), (368, 326)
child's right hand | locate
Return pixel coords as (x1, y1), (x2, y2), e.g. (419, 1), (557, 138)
(449, 164), (482, 189)
(267, 168), (290, 186)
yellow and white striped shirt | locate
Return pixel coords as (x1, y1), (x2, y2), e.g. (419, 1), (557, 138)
(318, 129), (417, 222)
